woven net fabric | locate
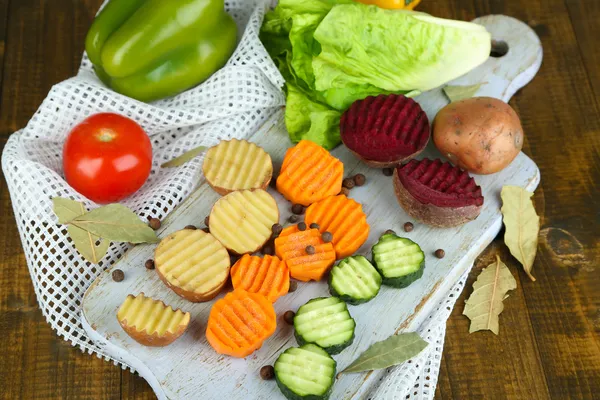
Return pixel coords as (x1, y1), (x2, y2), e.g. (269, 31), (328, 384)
(2, 0), (284, 360)
(1, 0), (469, 398)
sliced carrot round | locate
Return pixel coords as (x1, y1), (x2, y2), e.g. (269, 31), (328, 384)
(276, 140), (344, 206)
(274, 225), (336, 281)
(305, 194), (370, 259)
(206, 289), (276, 358)
(230, 254), (289, 303)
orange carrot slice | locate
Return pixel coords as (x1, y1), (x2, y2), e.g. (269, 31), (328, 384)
(305, 194), (370, 259)
(206, 289), (276, 358)
(230, 255), (290, 303)
(274, 225), (336, 281)
(276, 140), (344, 206)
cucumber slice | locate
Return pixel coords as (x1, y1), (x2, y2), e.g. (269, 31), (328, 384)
(328, 256), (382, 305)
(274, 344), (336, 400)
(294, 297), (355, 355)
(372, 233), (425, 288)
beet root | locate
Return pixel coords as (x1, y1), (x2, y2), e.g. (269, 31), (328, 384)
(393, 158), (484, 227)
(340, 94), (430, 168)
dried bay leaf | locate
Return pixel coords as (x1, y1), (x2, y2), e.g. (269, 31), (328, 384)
(68, 225), (110, 264)
(443, 83), (483, 102)
(342, 332), (428, 373)
(463, 255), (517, 334)
(52, 197), (110, 263)
(161, 146), (207, 168)
(70, 204), (159, 244)
(501, 185), (540, 281)
(53, 197), (86, 224)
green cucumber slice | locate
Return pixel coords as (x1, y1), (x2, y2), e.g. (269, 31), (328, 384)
(372, 233), (425, 288)
(274, 344), (336, 400)
(328, 256), (382, 305)
(294, 297), (355, 355)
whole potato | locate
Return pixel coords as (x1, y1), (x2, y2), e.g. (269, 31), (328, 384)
(433, 97), (523, 174)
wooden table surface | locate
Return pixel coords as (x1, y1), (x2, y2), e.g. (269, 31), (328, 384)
(0, 0), (598, 399)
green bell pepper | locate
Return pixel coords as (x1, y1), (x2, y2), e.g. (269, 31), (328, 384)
(85, 0), (237, 102)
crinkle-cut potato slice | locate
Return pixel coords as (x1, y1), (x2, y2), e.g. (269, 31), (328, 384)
(209, 189), (279, 254)
(155, 229), (230, 302)
(276, 140), (344, 206)
(203, 139), (273, 195)
(275, 225), (336, 281)
(117, 293), (190, 347)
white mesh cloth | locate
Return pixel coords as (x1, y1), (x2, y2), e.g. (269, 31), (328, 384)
(1, 1), (470, 398)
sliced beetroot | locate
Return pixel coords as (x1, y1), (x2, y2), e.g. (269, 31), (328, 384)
(393, 158), (484, 227)
(340, 94), (430, 168)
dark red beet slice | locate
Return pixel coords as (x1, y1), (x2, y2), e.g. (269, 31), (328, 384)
(393, 158), (484, 227)
(340, 94), (430, 168)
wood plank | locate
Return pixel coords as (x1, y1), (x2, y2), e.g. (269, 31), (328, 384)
(508, 0), (600, 397)
(0, 0), (101, 135)
(565, 0), (600, 108)
(436, 0), (600, 398)
(0, 0), (122, 399)
(0, 0), (10, 110)
(121, 370), (158, 400)
(436, 242), (551, 400)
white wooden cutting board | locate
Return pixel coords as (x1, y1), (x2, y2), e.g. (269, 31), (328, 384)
(81, 15), (542, 400)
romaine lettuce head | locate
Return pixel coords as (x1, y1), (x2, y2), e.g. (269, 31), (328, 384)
(313, 4), (491, 93)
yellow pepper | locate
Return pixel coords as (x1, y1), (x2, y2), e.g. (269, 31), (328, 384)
(355, 0), (422, 10)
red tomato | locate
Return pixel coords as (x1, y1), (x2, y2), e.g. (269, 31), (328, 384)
(63, 113), (152, 204)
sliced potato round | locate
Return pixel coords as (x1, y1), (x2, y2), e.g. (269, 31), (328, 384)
(209, 189), (279, 254)
(155, 229), (230, 302)
(203, 139), (273, 195)
(117, 293), (190, 347)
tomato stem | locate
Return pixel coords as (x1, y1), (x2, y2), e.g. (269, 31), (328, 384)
(96, 128), (116, 142)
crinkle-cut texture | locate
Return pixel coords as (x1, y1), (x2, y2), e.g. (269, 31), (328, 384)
(154, 229), (230, 302)
(209, 189), (279, 254)
(205, 289), (276, 358)
(276, 140), (343, 206)
(397, 158), (484, 208)
(274, 225), (336, 282)
(340, 94), (430, 165)
(304, 194), (370, 259)
(203, 139), (272, 195)
(231, 254), (289, 303)
(0, 0), (285, 366)
(117, 293), (190, 347)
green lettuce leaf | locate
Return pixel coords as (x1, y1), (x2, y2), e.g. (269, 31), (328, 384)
(261, 1), (491, 149)
(313, 4), (491, 93)
(285, 83), (341, 150)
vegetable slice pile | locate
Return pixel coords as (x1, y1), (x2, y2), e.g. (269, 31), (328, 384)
(275, 225), (336, 281)
(329, 256), (382, 304)
(294, 297), (356, 354)
(117, 293), (190, 347)
(206, 289), (276, 358)
(231, 254), (290, 303)
(305, 194), (370, 259)
(275, 344), (336, 400)
(276, 140), (343, 206)
(155, 229), (230, 302)
(209, 189), (279, 254)
(203, 139), (273, 195)
(372, 233), (425, 288)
